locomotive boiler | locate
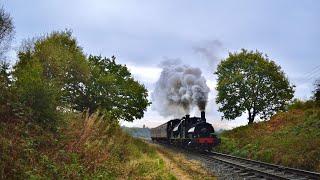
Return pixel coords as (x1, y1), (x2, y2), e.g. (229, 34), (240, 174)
(150, 111), (220, 151)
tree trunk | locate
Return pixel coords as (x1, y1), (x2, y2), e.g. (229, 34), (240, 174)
(248, 110), (255, 125)
(248, 117), (254, 124)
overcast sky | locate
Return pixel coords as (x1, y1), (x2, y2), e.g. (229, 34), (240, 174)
(3, 0), (320, 129)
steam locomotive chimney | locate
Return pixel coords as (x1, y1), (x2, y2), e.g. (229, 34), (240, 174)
(186, 114), (190, 120)
(201, 111), (206, 122)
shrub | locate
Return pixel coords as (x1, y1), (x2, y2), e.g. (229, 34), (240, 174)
(314, 80), (320, 106)
(288, 98), (317, 110)
(13, 60), (60, 128)
(0, 61), (12, 121)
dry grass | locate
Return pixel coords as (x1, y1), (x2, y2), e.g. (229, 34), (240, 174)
(151, 144), (217, 180)
(0, 111), (176, 179)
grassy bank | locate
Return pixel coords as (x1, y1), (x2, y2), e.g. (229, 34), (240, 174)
(0, 112), (175, 179)
(216, 108), (320, 172)
(154, 144), (216, 180)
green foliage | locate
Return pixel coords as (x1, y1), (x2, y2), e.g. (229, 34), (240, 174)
(215, 49), (294, 124)
(0, 61), (13, 121)
(287, 99), (305, 110)
(1, 27), (153, 178)
(16, 30), (89, 108)
(216, 108), (320, 171)
(0, 112), (173, 179)
(9, 30), (149, 126)
(314, 80), (320, 106)
(0, 60), (9, 84)
(122, 126), (151, 139)
(287, 98), (317, 110)
(0, 6), (15, 59)
(70, 55), (150, 121)
(13, 60), (60, 128)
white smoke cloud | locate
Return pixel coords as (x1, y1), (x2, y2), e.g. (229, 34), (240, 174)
(151, 59), (210, 117)
(193, 40), (224, 69)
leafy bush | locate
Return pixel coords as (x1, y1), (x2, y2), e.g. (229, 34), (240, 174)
(13, 60), (60, 128)
(314, 80), (320, 106)
(288, 98), (317, 110)
(0, 61), (14, 121)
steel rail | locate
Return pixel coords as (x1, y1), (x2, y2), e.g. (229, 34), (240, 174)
(206, 151), (320, 179)
(197, 153), (290, 179)
(147, 140), (320, 179)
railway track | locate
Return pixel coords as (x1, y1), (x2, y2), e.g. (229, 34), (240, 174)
(198, 151), (320, 180)
(151, 141), (320, 179)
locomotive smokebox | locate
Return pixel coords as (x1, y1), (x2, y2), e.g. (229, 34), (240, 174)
(201, 111), (206, 122)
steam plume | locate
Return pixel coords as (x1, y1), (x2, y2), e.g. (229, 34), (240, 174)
(193, 40), (223, 69)
(151, 59), (210, 117)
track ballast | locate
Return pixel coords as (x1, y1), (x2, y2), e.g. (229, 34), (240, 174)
(153, 141), (320, 180)
(199, 151), (320, 179)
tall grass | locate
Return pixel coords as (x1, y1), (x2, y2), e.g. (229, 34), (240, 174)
(0, 111), (175, 179)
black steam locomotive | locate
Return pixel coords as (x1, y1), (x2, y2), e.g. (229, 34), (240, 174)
(150, 111), (220, 151)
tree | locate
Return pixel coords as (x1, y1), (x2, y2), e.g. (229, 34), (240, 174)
(0, 6), (15, 121)
(215, 49), (294, 124)
(0, 60), (9, 85)
(16, 30), (89, 108)
(14, 31), (149, 123)
(69, 55), (150, 122)
(11, 30), (88, 128)
(314, 80), (320, 106)
(0, 61), (13, 121)
(13, 60), (60, 127)
(0, 6), (14, 59)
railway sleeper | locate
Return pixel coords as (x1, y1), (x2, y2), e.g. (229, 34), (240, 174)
(239, 172), (254, 176)
(245, 175), (260, 179)
(221, 173), (243, 180)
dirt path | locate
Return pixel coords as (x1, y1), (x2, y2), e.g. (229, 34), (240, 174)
(150, 143), (217, 180)
(156, 149), (193, 180)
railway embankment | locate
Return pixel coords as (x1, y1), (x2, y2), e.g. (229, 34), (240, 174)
(0, 112), (175, 179)
(215, 107), (320, 172)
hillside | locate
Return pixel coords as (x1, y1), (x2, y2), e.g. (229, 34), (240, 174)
(122, 126), (151, 139)
(0, 112), (175, 179)
(216, 108), (320, 172)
